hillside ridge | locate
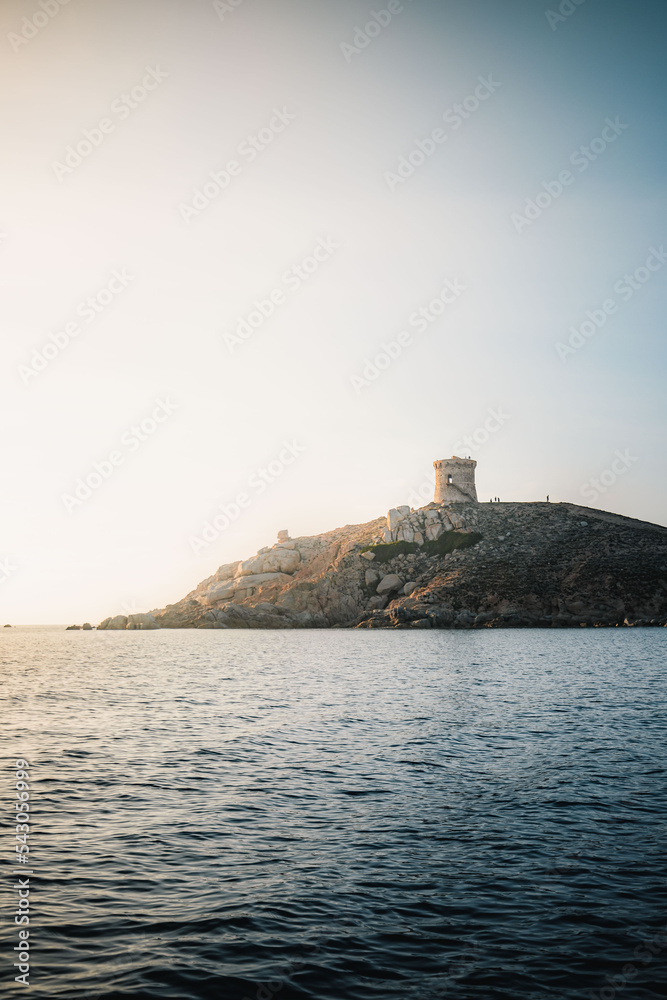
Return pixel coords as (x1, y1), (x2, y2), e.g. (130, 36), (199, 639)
(92, 499), (667, 631)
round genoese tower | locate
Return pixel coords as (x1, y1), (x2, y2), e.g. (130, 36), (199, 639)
(433, 456), (478, 503)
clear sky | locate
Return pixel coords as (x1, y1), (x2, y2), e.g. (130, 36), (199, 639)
(1, 0), (666, 623)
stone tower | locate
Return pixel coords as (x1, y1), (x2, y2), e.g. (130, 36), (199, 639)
(433, 456), (478, 503)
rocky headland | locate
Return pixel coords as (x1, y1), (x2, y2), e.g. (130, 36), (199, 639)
(90, 500), (667, 630)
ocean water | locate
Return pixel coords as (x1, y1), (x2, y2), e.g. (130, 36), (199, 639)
(1, 627), (666, 999)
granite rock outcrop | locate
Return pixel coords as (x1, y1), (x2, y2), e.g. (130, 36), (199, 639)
(110, 501), (667, 631)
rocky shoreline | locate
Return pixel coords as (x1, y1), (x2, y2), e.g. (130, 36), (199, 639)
(72, 499), (667, 631)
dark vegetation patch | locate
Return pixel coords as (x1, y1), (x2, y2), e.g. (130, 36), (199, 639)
(360, 532), (483, 563)
(424, 531), (483, 557)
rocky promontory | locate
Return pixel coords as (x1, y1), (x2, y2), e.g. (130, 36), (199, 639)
(95, 500), (667, 630)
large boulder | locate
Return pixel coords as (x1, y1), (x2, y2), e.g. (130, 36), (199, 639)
(202, 582), (236, 604)
(387, 508), (404, 531)
(213, 562), (240, 582)
(127, 613), (160, 630)
(377, 574), (403, 595)
(456, 610), (476, 627)
(108, 615), (129, 630)
(236, 572), (292, 589)
(202, 573), (293, 605)
(235, 549), (301, 577)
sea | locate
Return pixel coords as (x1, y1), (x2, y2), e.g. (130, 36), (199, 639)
(1, 626), (666, 999)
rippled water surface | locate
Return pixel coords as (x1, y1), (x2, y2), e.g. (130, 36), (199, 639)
(1, 627), (666, 999)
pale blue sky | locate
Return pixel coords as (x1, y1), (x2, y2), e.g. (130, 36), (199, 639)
(1, 0), (665, 622)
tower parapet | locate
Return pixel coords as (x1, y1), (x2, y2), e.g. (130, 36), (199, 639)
(434, 456), (478, 503)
